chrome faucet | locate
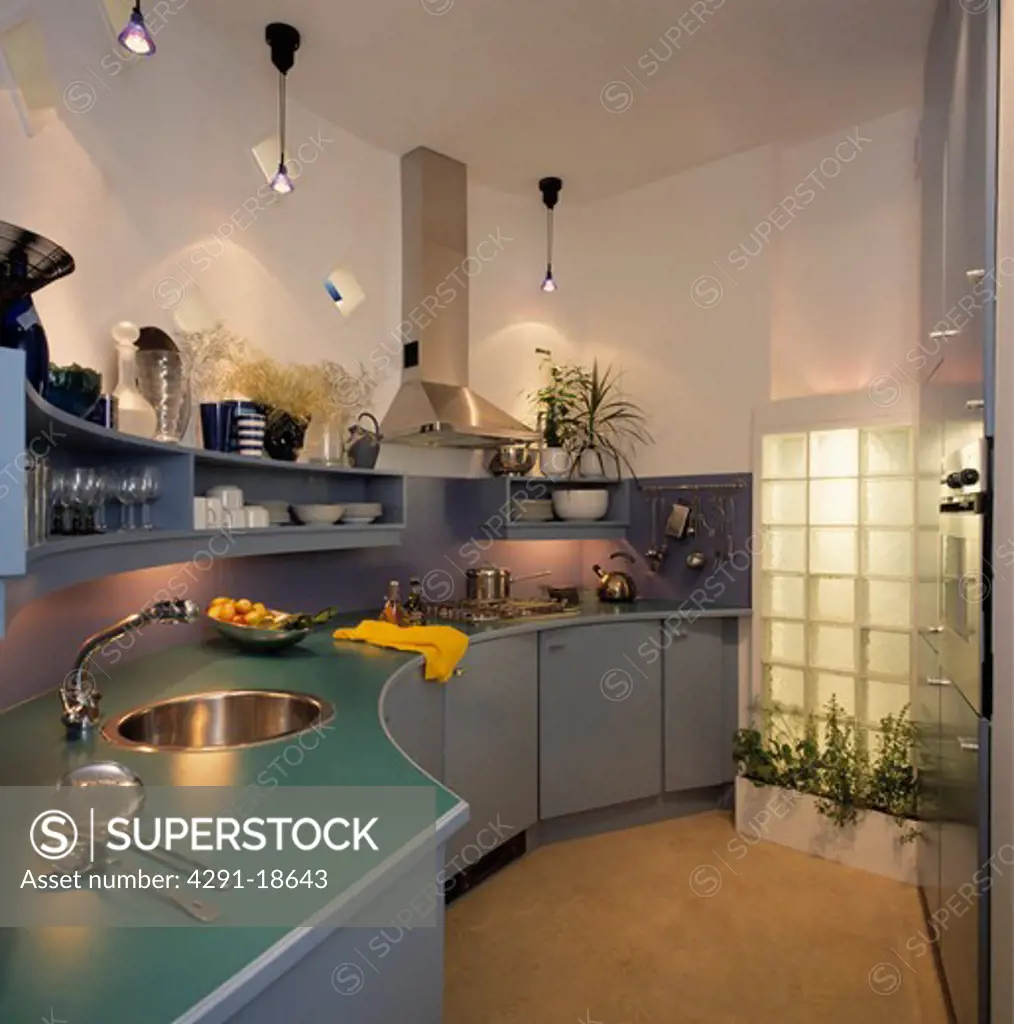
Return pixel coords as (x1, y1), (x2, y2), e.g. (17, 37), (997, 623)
(62, 600), (201, 739)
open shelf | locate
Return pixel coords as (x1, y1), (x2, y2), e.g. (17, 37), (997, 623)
(0, 361), (407, 635)
(457, 477), (631, 541)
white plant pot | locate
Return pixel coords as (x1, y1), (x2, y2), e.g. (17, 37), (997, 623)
(734, 778), (918, 885)
(577, 447), (606, 479)
(539, 447), (572, 479)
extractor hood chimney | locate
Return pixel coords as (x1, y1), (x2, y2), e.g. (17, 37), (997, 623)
(380, 147), (539, 448)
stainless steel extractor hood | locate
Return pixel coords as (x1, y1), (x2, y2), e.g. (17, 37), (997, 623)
(381, 147), (539, 448)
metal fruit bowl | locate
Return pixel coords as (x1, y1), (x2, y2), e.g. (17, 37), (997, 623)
(207, 616), (310, 653)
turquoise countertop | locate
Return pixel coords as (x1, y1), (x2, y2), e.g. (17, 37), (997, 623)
(0, 600), (748, 1023)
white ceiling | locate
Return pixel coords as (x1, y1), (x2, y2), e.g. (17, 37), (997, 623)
(195, 0), (936, 202)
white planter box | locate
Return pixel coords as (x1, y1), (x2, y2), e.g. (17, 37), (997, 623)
(734, 778), (918, 885)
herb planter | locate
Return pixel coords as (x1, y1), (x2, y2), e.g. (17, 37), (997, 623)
(734, 777), (918, 885)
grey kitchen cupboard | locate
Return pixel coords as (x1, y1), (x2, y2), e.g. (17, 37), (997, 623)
(663, 618), (739, 792)
(442, 635), (539, 873)
(382, 663), (445, 783)
(539, 622), (663, 819)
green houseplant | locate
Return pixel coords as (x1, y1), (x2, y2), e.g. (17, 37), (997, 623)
(569, 360), (652, 479)
(528, 349), (585, 478)
(734, 697), (919, 842)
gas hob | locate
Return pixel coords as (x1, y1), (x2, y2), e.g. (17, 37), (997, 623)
(427, 598), (578, 624)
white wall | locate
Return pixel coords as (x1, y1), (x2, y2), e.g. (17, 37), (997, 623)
(770, 108), (921, 399)
(0, 1), (920, 479)
(0, 0), (402, 407)
(470, 146), (774, 477)
(469, 107), (920, 475)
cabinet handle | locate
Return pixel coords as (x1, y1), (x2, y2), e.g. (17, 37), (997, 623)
(925, 677), (953, 687)
(957, 737), (980, 753)
(929, 329), (960, 340)
(965, 399), (985, 411)
(921, 625), (945, 635)
(966, 269), (987, 283)
(453, 668), (464, 676)
(546, 643), (566, 652)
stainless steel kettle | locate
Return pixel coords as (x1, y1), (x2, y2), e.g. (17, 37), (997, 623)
(593, 551), (638, 603)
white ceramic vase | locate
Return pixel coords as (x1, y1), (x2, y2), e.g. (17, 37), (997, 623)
(540, 447), (572, 479)
(111, 323), (157, 440)
(577, 447), (607, 479)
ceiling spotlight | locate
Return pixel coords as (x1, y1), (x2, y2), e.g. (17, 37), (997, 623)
(265, 23), (301, 195)
(118, 3), (156, 57)
(538, 176), (562, 293)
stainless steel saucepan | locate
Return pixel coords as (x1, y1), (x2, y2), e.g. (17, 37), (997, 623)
(465, 565), (552, 601)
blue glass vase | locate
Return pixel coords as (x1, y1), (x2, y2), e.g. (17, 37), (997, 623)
(0, 294), (49, 396)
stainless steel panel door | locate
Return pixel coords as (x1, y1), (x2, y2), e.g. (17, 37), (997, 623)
(915, 635), (944, 922)
(938, 684), (989, 1024)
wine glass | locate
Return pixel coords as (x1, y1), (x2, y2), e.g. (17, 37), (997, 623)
(49, 469), (70, 536)
(92, 470), (111, 534)
(139, 466), (161, 530)
(71, 468), (102, 534)
(116, 471), (141, 531)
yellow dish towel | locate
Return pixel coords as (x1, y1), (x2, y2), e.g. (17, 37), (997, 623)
(332, 621), (469, 682)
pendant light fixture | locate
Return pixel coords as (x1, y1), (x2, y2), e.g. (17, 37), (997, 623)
(538, 176), (562, 292)
(265, 23), (301, 195)
(118, 3), (156, 57)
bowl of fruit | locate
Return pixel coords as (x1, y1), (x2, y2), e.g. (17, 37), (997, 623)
(205, 596), (317, 652)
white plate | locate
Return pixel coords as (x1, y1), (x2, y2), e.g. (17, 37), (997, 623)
(342, 515), (378, 525)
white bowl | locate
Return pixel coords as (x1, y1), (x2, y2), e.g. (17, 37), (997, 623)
(260, 500), (292, 524)
(517, 499), (554, 522)
(341, 502), (382, 524)
(291, 504), (345, 525)
(551, 489), (610, 521)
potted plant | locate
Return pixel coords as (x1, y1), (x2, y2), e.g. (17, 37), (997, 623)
(733, 697), (919, 883)
(528, 349), (584, 479)
(569, 360), (652, 479)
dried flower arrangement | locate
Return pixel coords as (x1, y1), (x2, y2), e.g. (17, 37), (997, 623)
(317, 360), (378, 428)
(222, 355), (328, 424)
(176, 321), (378, 435)
(174, 322), (250, 403)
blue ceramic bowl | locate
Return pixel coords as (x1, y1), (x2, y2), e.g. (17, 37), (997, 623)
(46, 364), (102, 419)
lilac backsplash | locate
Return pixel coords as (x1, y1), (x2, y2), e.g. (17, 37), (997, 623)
(0, 474), (751, 709)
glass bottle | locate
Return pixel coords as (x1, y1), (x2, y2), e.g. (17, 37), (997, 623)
(381, 580), (406, 626)
(111, 321), (157, 439)
(404, 577), (425, 625)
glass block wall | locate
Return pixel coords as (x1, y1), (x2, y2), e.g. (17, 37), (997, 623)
(759, 427), (919, 737)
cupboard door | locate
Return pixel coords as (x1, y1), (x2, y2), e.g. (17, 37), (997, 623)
(443, 636), (538, 873)
(938, 683), (989, 1024)
(383, 665), (445, 782)
(915, 636), (943, 923)
(664, 618), (738, 791)
(539, 623), (662, 819)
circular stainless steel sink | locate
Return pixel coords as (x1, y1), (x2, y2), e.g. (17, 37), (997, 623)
(102, 690), (334, 752)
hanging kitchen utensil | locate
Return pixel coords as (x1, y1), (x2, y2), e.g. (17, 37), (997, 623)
(645, 494), (667, 572)
(686, 494), (698, 538)
(713, 495), (727, 568)
(665, 500), (692, 540)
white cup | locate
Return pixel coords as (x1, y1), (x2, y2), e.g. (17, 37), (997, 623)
(207, 485), (244, 510)
(205, 496), (224, 529)
(245, 505), (270, 528)
(193, 497), (208, 530)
